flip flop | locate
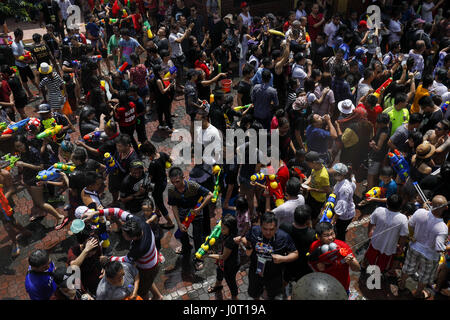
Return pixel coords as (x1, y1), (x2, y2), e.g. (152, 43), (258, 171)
(55, 217), (69, 230)
(207, 285), (223, 293)
(11, 245), (20, 257)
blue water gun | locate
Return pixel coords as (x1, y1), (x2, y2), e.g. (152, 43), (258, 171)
(319, 194), (337, 223)
(36, 166), (61, 182)
(2, 118), (30, 135)
(72, 60), (81, 69)
(388, 149), (410, 182)
(104, 153), (119, 175)
(440, 100), (449, 114)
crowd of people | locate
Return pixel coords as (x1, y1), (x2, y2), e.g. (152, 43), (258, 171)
(0, 0), (448, 300)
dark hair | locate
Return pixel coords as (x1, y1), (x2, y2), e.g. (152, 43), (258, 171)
(334, 64), (347, 78)
(262, 69), (272, 83)
(242, 63), (254, 76)
(376, 113), (390, 124)
(261, 57), (272, 67)
(304, 78), (315, 93)
(72, 147), (88, 163)
(409, 131), (423, 149)
(169, 166), (184, 178)
(294, 204), (312, 225)
(422, 74), (434, 88)
(85, 171), (102, 187)
(75, 226), (94, 245)
(128, 84), (139, 94)
(286, 177), (301, 196)
(120, 28), (130, 36)
(139, 140), (157, 156)
(122, 218), (142, 238)
(387, 194), (402, 211)
(379, 166), (393, 177)
(104, 260), (123, 279)
(235, 195), (249, 212)
(439, 119), (450, 131)
(395, 92), (407, 105)
(366, 94), (378, 107)
(363, 68), (374, 80)
(32, 33), (42, 43)
(115, 134), (132, 146)
(315, 222), (333, 236)
(401, 202), (416, 217)
(28, 249), (49, 268)
(130, 53), (139, 65)
(14, 28), (23, 37)
(13, 134), (30, 151)
(409, 113), (422, 124)
(222, 214), (238, 236)
(418, 95), (434, 109)
(261, 211), (278, 226)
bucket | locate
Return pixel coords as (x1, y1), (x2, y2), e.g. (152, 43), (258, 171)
(70, 219), (85, 234)
(221, 79), (232, 93)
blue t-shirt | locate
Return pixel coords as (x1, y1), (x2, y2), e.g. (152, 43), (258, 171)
(305, 125), (330, 155)
(380, 179), (397, 198)
(119, 38), (140, 64)
(86, 22), (100, 38)
(25, 261), (57, 300)
(339, 43), (350, 60)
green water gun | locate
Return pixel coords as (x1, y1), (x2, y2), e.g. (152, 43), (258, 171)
(0, 122), (7, 131)
(0, 153), (20, 170)
(233, 103), (252, 111)
(211, 165), (221, 203)
(195, 220), (222, 259)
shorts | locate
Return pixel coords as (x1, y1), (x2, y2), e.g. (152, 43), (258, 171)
(402, 247), (439, 285)
(137, 263), (160, 298)
(15, 97), (28, 109)
(18, 65), (35, 82)
(364, 243), (394, 273)
(367, 160), (381, 176)
(248, 270), (283, 299)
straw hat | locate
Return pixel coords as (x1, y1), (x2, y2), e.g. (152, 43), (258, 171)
(416, 143), (436, 159)
(39, 62), (53, 74)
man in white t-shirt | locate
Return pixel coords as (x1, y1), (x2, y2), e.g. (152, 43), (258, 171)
(194, 107), (222, 165)
(169, 22), (192, 90)
(398, 195), (448, 299)
(324, 14), (341, 49)
(388, 11), (403, 45)
(272, 177), (305, 226)
(421, 0), (444, 23)
(291, 52), (310, 89)
(362, 194), (409, 273)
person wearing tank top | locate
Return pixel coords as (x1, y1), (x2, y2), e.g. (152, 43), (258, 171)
(238, 2), (252, 30)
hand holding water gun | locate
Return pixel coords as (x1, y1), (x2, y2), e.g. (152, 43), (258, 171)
(117, 62), (129, 74)
(2, 118), (30, 135)
(233, 104), (253, 112)
(144, 21), (153, 39)
(365, 187), (385, 199)
(0, 122), (7, 131)
(53, 163), (76, 174)
(18, 51), (32, 63)
(268, 29), (285, 37)
(195, 220), (222, 259)
(91, 214), (110, 248)
(91, 55), (102, 62)
(0, 187), (13, 217)
(174, 196), (204, 239)
(104, 153), (119, 175)
(163, 66), (178, 80)
(440, 100), (449, 114)
(72, 60), (81, 69)
(319, 194), (337, 223)
(211, 165), (221, 204)
(267, 174), (285, 207)
(83, 131), (108, 143)
(36, 166), (61, 182)
(36, 125), (63, 140)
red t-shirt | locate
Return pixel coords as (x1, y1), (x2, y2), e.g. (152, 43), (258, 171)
(307, 13), (324, 41)
(283, 21), (291, 33)
(276, 165), (290, 193)
(194, 60), (210, 79)
(115, 102), (136, 127)
(357, 103), (382, 128)
(309, 239), (352, 291)
(0, 80), (11, 103)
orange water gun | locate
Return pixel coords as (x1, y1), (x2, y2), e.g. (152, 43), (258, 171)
(0, 187), (12, 217)
(373, 77), (393, 98)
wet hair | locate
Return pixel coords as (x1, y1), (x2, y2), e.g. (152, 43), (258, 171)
(261, 211), (278, 226)
(387, 194), (402, 211)
(139, 140), (157, 156)
(235, 195), (249, 213)
(294, 204), (312, 225)
(122, 218), (143, 238)
(115, 134), (132, 146)
(28, 249), (49, 268)
(222, 214), (238, 236)
(409, 113), (422, 124)
(379, 166), (394, 178)
(315, 222), (334, 236)
(286, 177), (301, 196)
(72, 147), (88, 163)
(85, 171), (102, 187)
(104, 260), (123, 279)
(168, 166), (184, 178)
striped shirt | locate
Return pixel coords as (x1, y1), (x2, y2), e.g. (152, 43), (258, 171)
(39, 72), (65, 109)
(98, 208), (158, 270)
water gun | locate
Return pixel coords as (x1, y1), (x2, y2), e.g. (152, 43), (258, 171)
(18, 51), (32, 62)
(307, 241), (351, 272)
(36, 166), (61, 182)
(210, 93), (214, 104)
(36, 124), (63, 140)
(100, 80), (106, 91)
(195, 220), (222, 259)
(10, 66), (19, 76)
(91, 55), (102, 62)
(165, 161), (172, 169)
(319, 194), (337, 223)
(53, 163), (76, 173)
(104, 152), (119, 175)
(83, 130), (108, 142)
(2, 118), (30, 135)
(144, 21), (153, 39)
(0, 122), (7, 131)
(365, 187), (385, 199)
(71, 60), (81, 69)
(388, 149), (409, 182)
(122, 9), (128, 18)
(0, 187), (13, 217)
(218, 63), (221, 74)
(117, 61), (128, 74)
(267, 174), (285, 207)
(233, 103), (252, 111)
(211, 165), (221, 203)
(0, 153), (20, 170)
(440, 101), (449, 114)
(268, 29), (285, 37)
(42, 118), (56, 129)
(101, 18), (118, 24)
(373, 77), (393, 98)
(91, 214), (110, 248)
(163, 66), (177, 80)
(305, 32), (311, 43)
(174, 196), (204, 239)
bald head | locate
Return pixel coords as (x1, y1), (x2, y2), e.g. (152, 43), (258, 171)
(431, 195), (449, 217)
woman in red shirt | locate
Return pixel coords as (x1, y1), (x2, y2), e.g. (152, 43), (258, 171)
(114, 91), (138, 150)
(307, 3), (325, 42)
(194, 50), (211, 79)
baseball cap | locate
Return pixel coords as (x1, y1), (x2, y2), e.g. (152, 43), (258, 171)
(74, 206), (89, 219)
(37, 103), (51, 114)
(240, 2), (248, 8)
(305, 151), (321, 163)
(332, 163), (348, 175)
(359, 20), (368, 28)
(130, 160), (145, 169)
(355, 47), (368, 57)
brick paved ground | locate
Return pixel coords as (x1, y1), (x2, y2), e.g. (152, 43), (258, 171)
(0, 21), (444, 301)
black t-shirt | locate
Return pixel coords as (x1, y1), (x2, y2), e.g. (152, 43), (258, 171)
(114, 150), (140, 176)
(212, 47), (229, 70)
(120, 172), (152, 213)
(237, 80), (252, 106)
(209, 102), (226, 134)
(155, 38), (169, 53)
(97, 138), (117, 156)
(420, 110), (444, 135)
(279, 223), (315, 278)
(223, 235), (239, 269)
(40, 1), (60, 26)
(167, 180), (210, 217)
(148, 152), (170, 185)
(246, 226), (297, 278)
(369, 126), (389, 162)
(79, 119), (99, 137)
(31, 43), (51, 67)
(172, 5), (190, 20)
(223, 163), (239, 199)
(69, 159), (102, 191)
(211, 21), (226, 50)
(43, 33), (59, 54)
(71, 44), (87, 61)
(7, 76), (27, 103)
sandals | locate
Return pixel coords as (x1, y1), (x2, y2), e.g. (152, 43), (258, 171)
(55, 217), (69, 230)
(207, 285), (223, 293)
